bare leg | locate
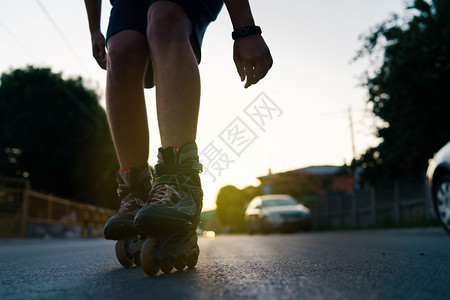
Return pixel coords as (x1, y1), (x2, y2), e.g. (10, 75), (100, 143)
(147, 1), (200, 148)
(106, 30), (150, 168)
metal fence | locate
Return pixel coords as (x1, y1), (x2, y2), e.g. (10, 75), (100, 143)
(0, 176), (115, 238)
(309, 175), (435, 230)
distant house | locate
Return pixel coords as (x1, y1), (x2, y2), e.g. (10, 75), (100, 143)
(257, 165), (354, 201)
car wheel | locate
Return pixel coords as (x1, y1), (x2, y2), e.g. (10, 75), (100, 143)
(258, 217), (268, 234)
(246, 222), (254, 235)
(433, 174), (450, 234)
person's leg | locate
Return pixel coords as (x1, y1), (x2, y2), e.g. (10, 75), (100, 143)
(147, 0), (200, 148)
(103, 30), (153, 240)
(106, 30), (150, 169)
(134, 0), (224, 276)
(134, 0), (203, 235)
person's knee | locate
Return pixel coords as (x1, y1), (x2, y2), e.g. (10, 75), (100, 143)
(107, 32), (148, 73)
(147, 1), (192, 47)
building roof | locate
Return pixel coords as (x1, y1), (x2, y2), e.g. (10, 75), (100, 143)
(258, 165), (340, 180)
(296, 165), (340, 175)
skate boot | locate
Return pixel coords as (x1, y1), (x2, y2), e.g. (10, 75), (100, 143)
(104, 165), (152, 268)
(134, 142), (203, 276)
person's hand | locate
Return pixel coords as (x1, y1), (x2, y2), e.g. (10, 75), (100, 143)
(90, 30), (107, 70)
(233, 34), (273, 88)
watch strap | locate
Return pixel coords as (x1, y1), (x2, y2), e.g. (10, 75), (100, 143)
(232, 26), (262, 40)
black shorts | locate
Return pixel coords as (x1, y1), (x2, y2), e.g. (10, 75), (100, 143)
(106, 0), (224, 88)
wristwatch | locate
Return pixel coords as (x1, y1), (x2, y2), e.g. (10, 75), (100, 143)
(232, 25), (262, 40)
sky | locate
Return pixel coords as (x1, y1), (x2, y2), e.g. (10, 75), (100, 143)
(1, 0), (407, 210)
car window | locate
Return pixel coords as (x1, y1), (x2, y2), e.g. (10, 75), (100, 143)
(262, 198), (298, 207)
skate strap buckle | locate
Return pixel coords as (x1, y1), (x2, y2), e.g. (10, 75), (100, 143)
(154, 163), (203, 176)
(192, 163), (203, 173)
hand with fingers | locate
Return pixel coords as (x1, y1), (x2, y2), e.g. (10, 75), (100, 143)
(90, 30), (107, 70)
(233, 34), (272, 88)
(84, 0), (107, 70)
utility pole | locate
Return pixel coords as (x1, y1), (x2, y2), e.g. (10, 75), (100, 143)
(348, 105), (359, 192)
(348, 105), (357, 161)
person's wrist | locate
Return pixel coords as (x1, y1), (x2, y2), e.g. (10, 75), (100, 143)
(232, 25), (262, 40)
(89, 27), (102, 35)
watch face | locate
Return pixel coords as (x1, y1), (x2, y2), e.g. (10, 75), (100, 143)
(233, 26), (261, 40)
(238, 28), (250, 35)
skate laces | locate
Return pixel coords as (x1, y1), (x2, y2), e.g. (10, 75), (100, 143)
(149, 184), (182, 206)
(117, 197), (146, 214)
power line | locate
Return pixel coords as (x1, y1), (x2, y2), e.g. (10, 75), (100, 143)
(35, 0), (90, 75)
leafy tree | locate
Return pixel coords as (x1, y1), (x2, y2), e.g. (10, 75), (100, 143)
(241, 185), (262, 203)
(0, 66), (119, 208)
(355, 0), (450, 184)
(215, 185), (247, 233)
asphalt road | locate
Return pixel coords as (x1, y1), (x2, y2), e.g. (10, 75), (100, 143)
(1, 228), (449, 300)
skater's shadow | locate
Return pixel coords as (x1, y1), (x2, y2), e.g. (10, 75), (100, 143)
(76, 265), (205, 298)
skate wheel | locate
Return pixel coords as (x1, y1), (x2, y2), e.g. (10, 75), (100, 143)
(133, 251), (141, 266)
(174, 254), (187, 271)
(115, 240), (133, 268)
(141, 237), (160, 276)
(161, 256), (174, 274)
(186, 253), (198, 269)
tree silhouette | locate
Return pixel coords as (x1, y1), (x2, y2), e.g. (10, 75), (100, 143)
(0, 66), (119, 208)
(215, 185), (248, 233)
(355, 0), (450, 184)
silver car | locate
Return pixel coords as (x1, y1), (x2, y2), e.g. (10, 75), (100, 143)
(245, 194), (311, 234)
(427, 141), (450, 234)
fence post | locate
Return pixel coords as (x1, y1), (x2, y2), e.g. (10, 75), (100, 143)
(337, 195), (343, 227)
(94, 208), (100, 238)
(319, 201), (325, 230)
(323, 198), (329, 229)
(47, 195), (53, 221)
(83, 204), (89, 238)
(394, 179), (400, 223)
(327, 197), (332, 228)
(20, 180), (31, 237)
(311, 202), (317, 230)
(352, 192), (358, 227)
(371, 187), (377, 226)
(423, 174), (433, 219)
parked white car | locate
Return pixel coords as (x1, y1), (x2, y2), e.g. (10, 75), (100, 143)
(245, 194), (311, 234)
(426, 141), (450, 234)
